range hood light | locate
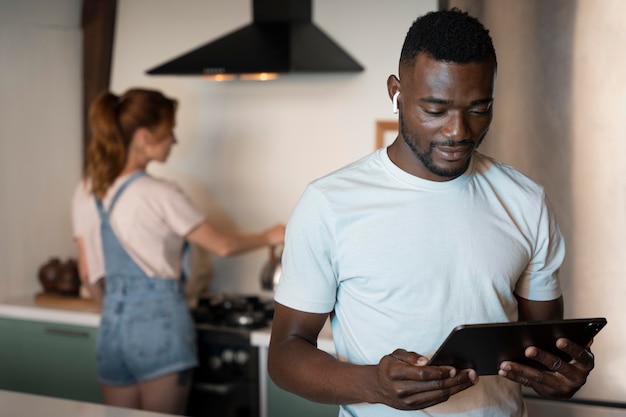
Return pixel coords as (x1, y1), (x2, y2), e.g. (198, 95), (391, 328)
(239, 72), (279, 81)
(202, 74), (238, 81)
(146, 0), (363, 77)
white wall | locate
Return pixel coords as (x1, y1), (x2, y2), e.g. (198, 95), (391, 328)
(0, 0), (437, 298)
(110, 0), (437, 295)
(568, 0), (626, 403)
(0, 0), (82, 299)
(450, 0), (626, 406)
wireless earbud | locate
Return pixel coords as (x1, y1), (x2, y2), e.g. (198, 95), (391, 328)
(392, 91), (400, 114)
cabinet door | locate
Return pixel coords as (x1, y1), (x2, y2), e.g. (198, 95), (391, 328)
(0, 318), (20, 388)
(0, 318), (102, 403)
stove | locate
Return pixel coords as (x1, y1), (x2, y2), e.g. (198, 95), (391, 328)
(186, 294), (273, 417)
(192, 294), (274, 330)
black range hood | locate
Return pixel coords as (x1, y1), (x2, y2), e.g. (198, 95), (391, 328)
(146, 0), (364, 77)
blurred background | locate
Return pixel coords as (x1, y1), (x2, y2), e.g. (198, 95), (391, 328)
(1, 0), (625, 412)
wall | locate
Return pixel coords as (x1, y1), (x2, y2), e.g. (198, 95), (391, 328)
(110, 0), (437, 295)
(0, 0), (438, 298)
(0, 0), (82, 299)
(450, 0), (626, 406)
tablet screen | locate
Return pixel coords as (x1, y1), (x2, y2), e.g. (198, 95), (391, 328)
(427, 318), (606, 375)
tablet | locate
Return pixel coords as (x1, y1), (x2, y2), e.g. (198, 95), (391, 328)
(427, 317), (607, 375)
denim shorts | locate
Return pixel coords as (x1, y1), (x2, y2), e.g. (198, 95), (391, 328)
(97, 275), (198, 386)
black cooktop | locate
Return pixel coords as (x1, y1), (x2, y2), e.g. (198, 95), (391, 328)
(192, 294), (274, 329)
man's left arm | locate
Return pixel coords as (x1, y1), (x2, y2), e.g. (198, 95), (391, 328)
(498, 294), (595, 398)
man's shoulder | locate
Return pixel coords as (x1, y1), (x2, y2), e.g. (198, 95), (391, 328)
(473, 153), (546, 196)
(311, 150), (383, 188)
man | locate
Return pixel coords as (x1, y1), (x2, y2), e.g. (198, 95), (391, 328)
(268, 8), (594, 417)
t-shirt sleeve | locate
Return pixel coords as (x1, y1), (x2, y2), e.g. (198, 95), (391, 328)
(515, 192), (565, 301)
(274, 185), (338, 314)
(156, 182), (206, 236)
(71, 180), (94, 238)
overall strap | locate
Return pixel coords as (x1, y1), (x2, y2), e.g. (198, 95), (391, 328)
(95, 171), (147, 219)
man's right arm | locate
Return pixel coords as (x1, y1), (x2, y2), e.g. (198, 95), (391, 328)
(267, 302), (478, 410)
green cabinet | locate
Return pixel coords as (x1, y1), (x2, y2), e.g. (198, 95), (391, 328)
(0, 317), (102, 403)
(268, 376), (339, 417)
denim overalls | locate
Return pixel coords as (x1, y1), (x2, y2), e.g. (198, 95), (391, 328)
(95, 171), (198, 385)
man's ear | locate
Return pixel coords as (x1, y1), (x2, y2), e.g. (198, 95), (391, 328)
(387, 74), (401, 114)
(387, 74), (401, 101)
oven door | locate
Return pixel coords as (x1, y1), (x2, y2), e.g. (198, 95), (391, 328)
(187, 379), (259, 417)
(186, 327), (260, 417)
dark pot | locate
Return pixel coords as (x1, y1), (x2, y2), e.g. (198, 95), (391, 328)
(56, 259), (80, 296)
(38, 257), (62, 293)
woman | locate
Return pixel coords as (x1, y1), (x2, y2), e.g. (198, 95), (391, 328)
(71, 88), (285, 414)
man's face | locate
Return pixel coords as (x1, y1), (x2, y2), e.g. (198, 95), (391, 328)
(395, 54), (496, 181)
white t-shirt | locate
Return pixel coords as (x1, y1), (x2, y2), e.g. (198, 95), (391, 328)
(71, 172), (205, 283)
(274, 149), (565, 417)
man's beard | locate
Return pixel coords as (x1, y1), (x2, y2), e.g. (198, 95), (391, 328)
(399, 114), (484, 179)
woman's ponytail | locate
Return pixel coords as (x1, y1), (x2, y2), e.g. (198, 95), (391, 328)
(85, 91), (129, 199)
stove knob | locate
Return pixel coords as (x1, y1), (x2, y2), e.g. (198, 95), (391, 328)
(221, 349), (235, 363)
(208, 355), (222, 370)
(234, 350), (250, 365)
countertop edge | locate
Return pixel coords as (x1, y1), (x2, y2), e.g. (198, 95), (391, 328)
(0, 297), (335, 352)
(0, 297), (100, 327)
(0, 389), (174, 417)
(251, 322), (335, 354)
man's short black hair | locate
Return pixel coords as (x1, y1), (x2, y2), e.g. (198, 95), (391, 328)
(400, 8), (496, 68)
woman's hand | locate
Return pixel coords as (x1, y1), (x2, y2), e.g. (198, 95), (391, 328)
(263, 224), (286, 246)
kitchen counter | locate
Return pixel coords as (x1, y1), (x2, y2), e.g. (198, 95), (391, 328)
(250, 318), (335, 353)
(1, 296), (339, 417)
(1, 296), (337, 345)
(0, 294), (334, 353)
(0, 389), (174, 417)
(0, 295), (100, 327)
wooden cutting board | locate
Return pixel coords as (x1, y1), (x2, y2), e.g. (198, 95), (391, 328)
(34, 292), (99, 311)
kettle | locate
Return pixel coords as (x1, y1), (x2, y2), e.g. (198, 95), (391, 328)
(260, 245), (282, 291)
